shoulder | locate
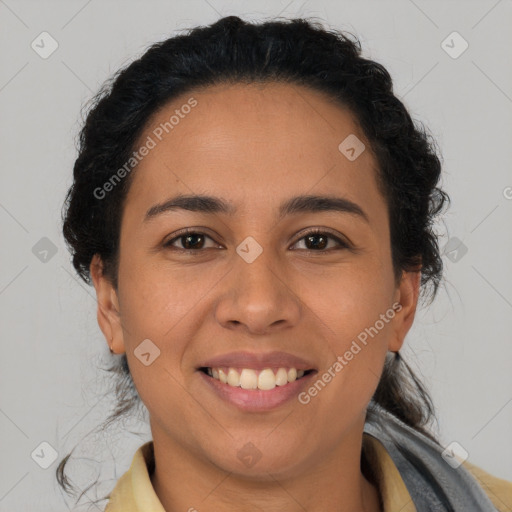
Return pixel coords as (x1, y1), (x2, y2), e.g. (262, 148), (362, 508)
(461, 460), (512, 512)
(104, 441), (164, 512)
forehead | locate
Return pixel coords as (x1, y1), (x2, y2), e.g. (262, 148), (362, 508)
(125, 82), (383, 222)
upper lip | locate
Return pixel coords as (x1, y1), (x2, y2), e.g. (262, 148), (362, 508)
(197, 350), (317, 371)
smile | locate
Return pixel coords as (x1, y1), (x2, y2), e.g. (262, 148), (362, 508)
(200, 366), (314, 391)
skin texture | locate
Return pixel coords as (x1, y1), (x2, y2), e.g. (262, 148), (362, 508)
(90, 82), (420, 512)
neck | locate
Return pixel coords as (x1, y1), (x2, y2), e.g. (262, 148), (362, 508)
(149, 419), (382, 512)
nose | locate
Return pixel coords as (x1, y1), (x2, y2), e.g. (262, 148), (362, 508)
(214, 249), (301, 335)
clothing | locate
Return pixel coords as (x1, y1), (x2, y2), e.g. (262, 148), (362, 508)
(363, 403), (512, 511)
(104, 406), (512, 511)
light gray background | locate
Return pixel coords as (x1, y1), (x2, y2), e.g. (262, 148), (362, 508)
(1, 0), (511, 510)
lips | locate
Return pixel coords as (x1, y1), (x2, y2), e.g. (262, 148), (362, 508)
(196, 350), (317, 372)
(198, 367), (318, 411)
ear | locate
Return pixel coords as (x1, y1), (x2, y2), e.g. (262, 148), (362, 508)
(90, 254), (125, 354)
(388, 270), (421, 352)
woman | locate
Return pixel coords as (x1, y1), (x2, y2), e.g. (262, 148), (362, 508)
(57, 15), (512, 512)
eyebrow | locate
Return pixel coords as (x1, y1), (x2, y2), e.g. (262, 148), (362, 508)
(144, 194), (370, 224)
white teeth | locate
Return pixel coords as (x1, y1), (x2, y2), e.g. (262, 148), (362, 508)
(258, 368), (276, 390)
(288, 368), (297, 382)
(227, 368), (240, 387)
(275, 367), (288, 386)
(240, 369), (258, 390)
(206, 366), (308, 390)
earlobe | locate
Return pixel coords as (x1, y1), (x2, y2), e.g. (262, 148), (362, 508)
(388, 271), (421, 353)
(90, 254), (125, 354)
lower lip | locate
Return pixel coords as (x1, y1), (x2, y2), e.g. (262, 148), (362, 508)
(197, 370), (317, 412)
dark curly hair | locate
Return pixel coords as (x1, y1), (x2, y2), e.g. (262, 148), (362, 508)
(57, 15), (449, 508)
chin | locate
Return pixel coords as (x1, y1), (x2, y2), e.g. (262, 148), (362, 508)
(208, 443), (312, 481)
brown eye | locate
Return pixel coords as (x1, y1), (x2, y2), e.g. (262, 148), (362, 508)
(178, 233), (205, 250)
(164, 231), (218, 252)
(291, 229), (350, 252)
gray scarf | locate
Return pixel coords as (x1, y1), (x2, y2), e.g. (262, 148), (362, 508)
(363, 402), (498, 511)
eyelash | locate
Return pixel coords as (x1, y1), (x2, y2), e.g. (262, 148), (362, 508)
(163, 228), (351, 255)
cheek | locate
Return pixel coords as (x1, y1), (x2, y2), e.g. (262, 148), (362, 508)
(333, 277), (395, 380)
(297, 250), (395, 336)
(116, 274), (194, 423)
(298, 258), (395, 403)
(117, 256), (204, 338)
(115, 258), (224, 402)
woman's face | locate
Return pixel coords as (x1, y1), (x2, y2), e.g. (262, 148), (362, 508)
(92, 82), (419, 478)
